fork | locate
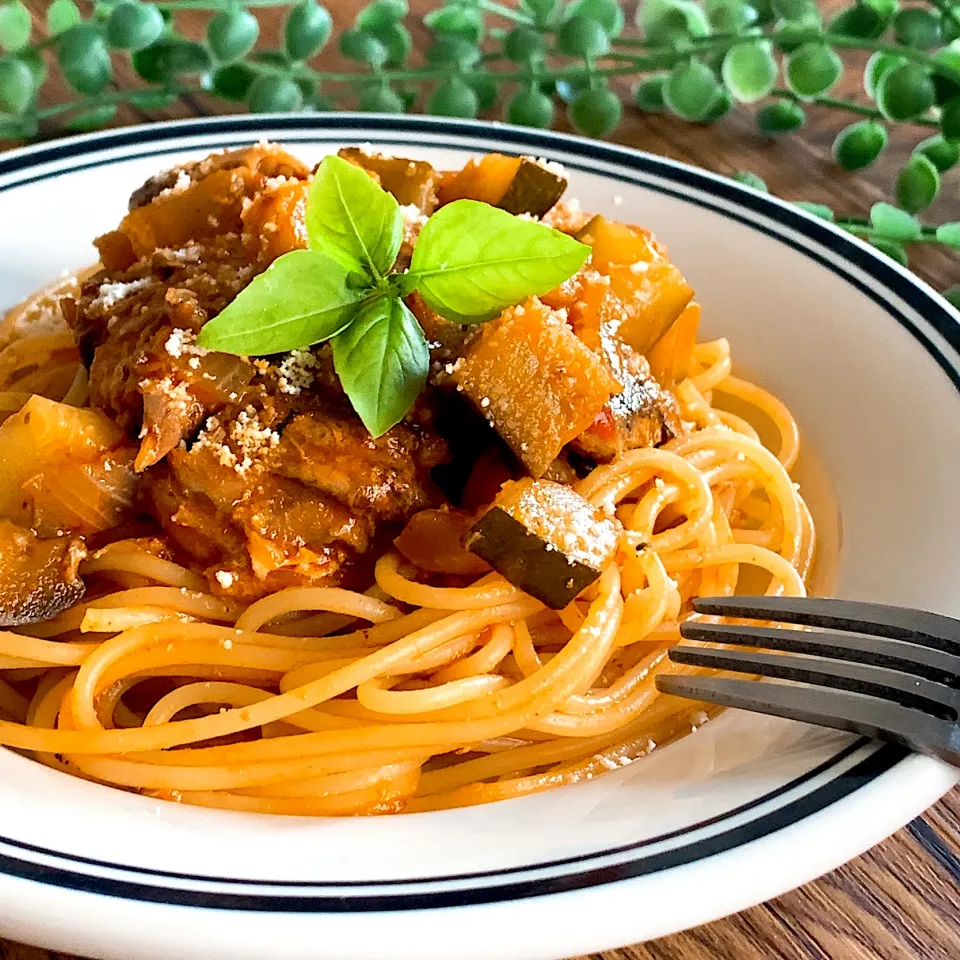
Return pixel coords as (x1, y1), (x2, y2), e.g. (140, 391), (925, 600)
(653, 596), (960, 767)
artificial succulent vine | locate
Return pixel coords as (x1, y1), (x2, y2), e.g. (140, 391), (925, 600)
(1, 0), (960, 302)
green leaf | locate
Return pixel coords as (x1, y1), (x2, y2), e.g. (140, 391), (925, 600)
(424, 5), (484, 41)
(870, 237), (908, 267)
(702, 86), (733, 122)
(723, 40), (777, 103)
(756, 99), (806, 134)
(706, 0), (758, 33)
(65, 103), (117, 132)
(428, 76), (479, 118)
(372, 21), (412, 67)
(941, 96), (960, 140)
(132, 40), (212, 82)
(246, 74), (303, 112)
(207, 9), (259, 63)
(635, 72), (669, 112)
(196, 250), (364, 355)
(106, 2), (164, 51)
(827, 2), (891, 40)
(211, 63), (257, 103)
(892, 7), (941, 49)
(774, 21), (817, 54)
(64, 41), (112, 94)
(864, 51), (905, 100)
(426, 34), (480, 66)
(565, 0), (625, 38)
(915, 134), (960, 173)
(285, 0), (332, 61)
(358, 82), (405, 113)
(786, 43), (843, 99)
(895, 153), (939, 213)
(794, 201), (835, 221)
(46, 0), (81, 36)
(0, 56), (33, 113)
(876, 62), (936, 121)
(468, 73), (497, 111)
(506, 87), (554, 127)
(0, 1), (31, 53)
(640, 0), (711, 45)
(356, 0), (407, 32)
(504, 25), (546, 62)
(943, 284), (960, 310)
(665, 58), (720, 120)
(409, 200), (590, 325)
(869, 202), (921, 241)
(569, 83), (622, 135)
(832, 120), (887, 170)
(332, 297), (428, 438)
(556, 15), (610, 57)
(340, 28), (388, 67)
(731, 170), (768, 191)
(934, 222), (960, 248)
(306, 154), (402, 280)
(772, 0), (816, 20)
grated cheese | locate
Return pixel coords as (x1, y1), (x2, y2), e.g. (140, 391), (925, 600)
(164, 327), (210, 359)
(92, 278), (151, 310)
(215, 570), (234, 588)
(276, 348), (320, 395)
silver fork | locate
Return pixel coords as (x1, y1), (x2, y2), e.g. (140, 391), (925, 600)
(654, 596), (960, 767)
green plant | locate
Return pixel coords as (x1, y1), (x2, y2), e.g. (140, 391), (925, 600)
(2, 0), (960, 280)
(197, 155), (588, 435)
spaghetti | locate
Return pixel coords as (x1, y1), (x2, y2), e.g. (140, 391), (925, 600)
(0, 321), (814, 814)
(0, 145), (815, 815)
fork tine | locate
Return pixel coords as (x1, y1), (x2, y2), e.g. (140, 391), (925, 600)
(692, 596), (960, 653)
(667, 646), (960, 715)
(679, 621), (960, 684)
(654, 675), (955, 762)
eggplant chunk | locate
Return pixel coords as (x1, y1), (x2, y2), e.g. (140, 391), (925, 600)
(498, 158), (567, 218)
(0, 521), (86, 627)
(464, 479), (620, 609)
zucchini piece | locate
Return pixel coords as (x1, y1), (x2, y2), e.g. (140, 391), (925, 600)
(338, 147), (440, 212)
(464, 478), (620, 609)
(497, 158), (567, 218)
(448, 297), (618, 478)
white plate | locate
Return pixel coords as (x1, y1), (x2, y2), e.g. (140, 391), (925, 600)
(0, 116), (957, 960)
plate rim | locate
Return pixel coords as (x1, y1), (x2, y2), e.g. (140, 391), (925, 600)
(0, 114), (957, 946)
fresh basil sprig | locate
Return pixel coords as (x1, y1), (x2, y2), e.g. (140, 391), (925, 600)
(197, 154), (589, 437)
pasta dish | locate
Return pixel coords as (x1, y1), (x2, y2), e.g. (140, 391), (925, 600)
(0, 144), (814, 815)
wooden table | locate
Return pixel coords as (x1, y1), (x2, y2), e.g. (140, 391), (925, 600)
(3, 1), (959, 958)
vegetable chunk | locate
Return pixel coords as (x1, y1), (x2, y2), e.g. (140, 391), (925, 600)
(448, 298), (618, 477)
(0, 520), (85, 627)
(438, 154), (567, 217)
(464, 478), (620, 608)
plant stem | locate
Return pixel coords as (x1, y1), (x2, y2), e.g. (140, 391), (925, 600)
(836, 217), (943, 243)
(478, 1), (534, 26)
(154, 0), (293, 9)
(34, 85), (206, 120)
(617, 28), (960, 86)
(771, 88), (939, 127)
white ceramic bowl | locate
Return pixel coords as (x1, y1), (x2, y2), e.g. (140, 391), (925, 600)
(0, 116), (957, 960)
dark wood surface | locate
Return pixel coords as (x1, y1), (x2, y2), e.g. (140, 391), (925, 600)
(2, 2), (959, 958)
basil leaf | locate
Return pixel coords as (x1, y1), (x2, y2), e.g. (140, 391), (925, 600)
(196, 249), (363, 355)
(408, 200), (590, 324)
(332, 296), (428, 437)
(306, 154), (403, 281)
